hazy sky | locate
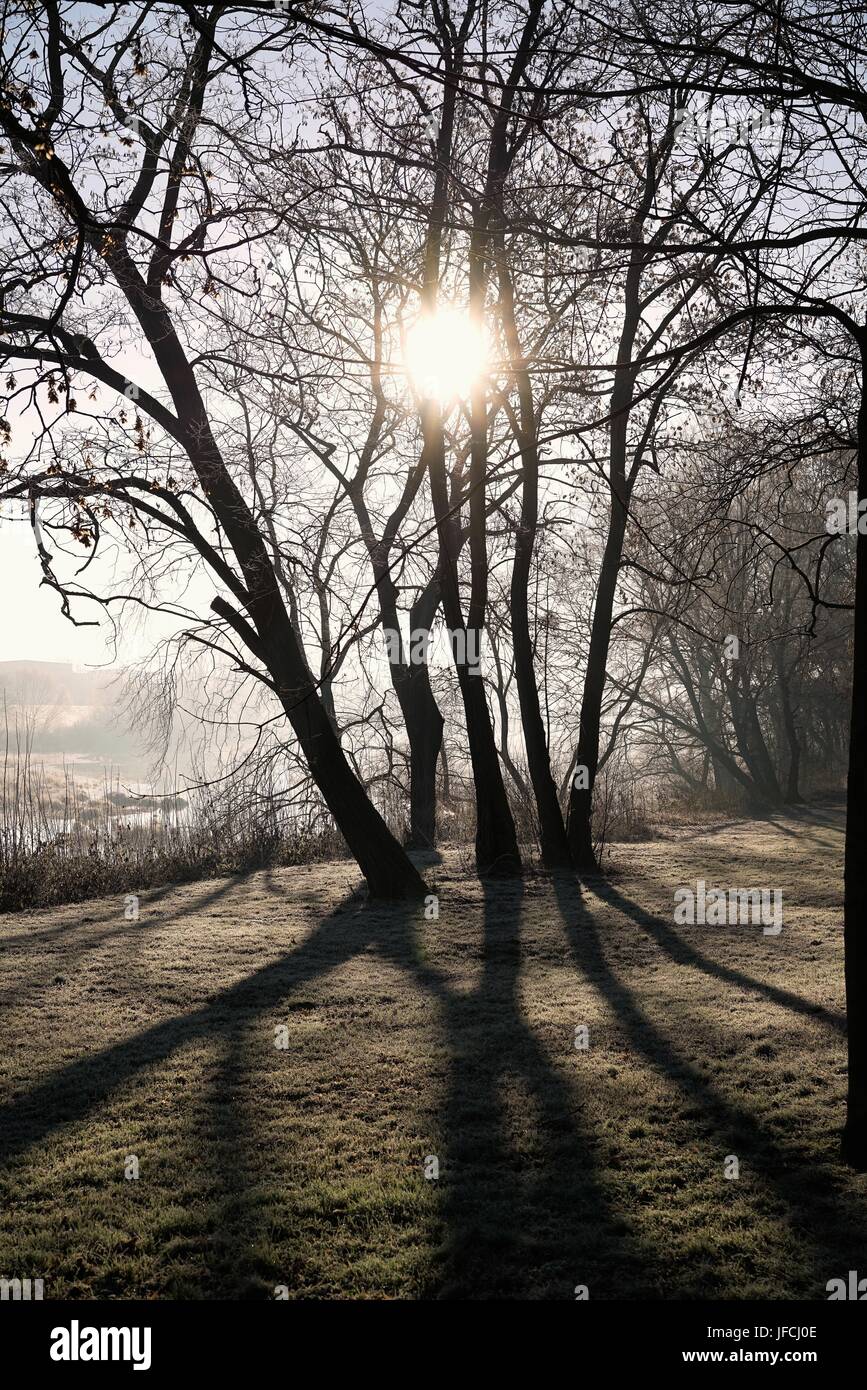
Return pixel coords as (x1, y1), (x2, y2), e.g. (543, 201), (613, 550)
(0, 524), (111, 666)
(0, 517), (179, 671)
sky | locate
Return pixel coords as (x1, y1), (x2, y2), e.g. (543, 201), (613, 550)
(0, 518), (181, 672)
(0, 524), (115, 667)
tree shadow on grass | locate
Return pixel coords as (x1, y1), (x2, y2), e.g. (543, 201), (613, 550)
(2, 859), (860, 1300)
(0, 879), (383, 1298)
(399, 877), (654, 1298)
(0, 873), (258, 1011)
(552, 872), (866, 1297)
(587, 877), (845, 1035)
(190, 877), (658, 1299)
(744, 803), (844, 846)
(17, 857), (853, 1300)
(0, 876), (184, 946)
(0, 885), (373, 1172)
(0, 870), (663, 1299)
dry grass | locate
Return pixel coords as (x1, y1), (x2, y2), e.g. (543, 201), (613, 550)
(0, 803), (863, 1299)
(0, 731), (349, 913)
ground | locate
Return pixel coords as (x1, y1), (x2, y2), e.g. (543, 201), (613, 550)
(1, 803), (863, 1300)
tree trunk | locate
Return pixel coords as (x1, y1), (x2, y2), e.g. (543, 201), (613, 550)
(565, 209), (645, 870)
(488, 625), (534, 802)
(698, 683), (744, 800)
(109, 247), (427, 901)
(842, 340), (867, 1168)
(497, 237), (571, 868)
(424, 398), (522, 876)
(277, 668), (429, 898)
(724, 668), (783, 805)
(776, 654), (803, 803)
(404, 683), (442, 848)
(394, 583), (444, 848)
(566, 492), (628, 867)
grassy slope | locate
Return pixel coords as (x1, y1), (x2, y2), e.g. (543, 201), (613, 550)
(1, 804), (864, 1300)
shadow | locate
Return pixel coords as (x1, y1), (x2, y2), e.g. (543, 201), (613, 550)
(0, 873), (258, 1010)
(0, 878), (176, 945)
(199, 1020), (268, 1298)
(785, 803), (845, 824)
(0, 884), (374, 1170)
(589, 878), (845, 1035)
(763, 805), (846, 847)
(654, 804), (844, 846)
(1, 868), (659, 1299)
(0, 871), (247, 947)
(6, 851), (859, 1299)
(551, 872), (864, 1296)
(382, 877), (655, 1298)
(753, 811), (798, 838)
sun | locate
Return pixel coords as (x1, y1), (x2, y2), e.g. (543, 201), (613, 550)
(403, 306), (489, 403)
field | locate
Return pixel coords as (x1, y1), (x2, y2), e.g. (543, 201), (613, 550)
(1, 804), (864, 1300)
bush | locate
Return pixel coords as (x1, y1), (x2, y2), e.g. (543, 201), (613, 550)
(0, 741), (348, 913)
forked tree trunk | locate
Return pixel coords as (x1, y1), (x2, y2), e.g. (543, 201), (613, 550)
(392, 583), (445, 849)
(497, 246), (571, 868)
(566, 490), (628, 868)
(725, 667), (783, 805)
(424, 398), (522, 876)
(360, 529), (444, 851)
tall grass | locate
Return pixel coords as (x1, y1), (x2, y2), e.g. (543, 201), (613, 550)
(0, 706), (347, 913)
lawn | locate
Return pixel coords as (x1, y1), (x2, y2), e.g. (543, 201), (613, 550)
(1, 804), (863, 1299)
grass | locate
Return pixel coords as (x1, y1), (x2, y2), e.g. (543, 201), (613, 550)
(0, 803), (864, 1299)
(0, 820), (348, 915)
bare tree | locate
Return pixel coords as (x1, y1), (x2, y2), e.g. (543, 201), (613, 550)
(0, 3), (427, 897)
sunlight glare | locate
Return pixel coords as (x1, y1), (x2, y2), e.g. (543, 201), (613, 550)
(404, 306), (489, 403)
